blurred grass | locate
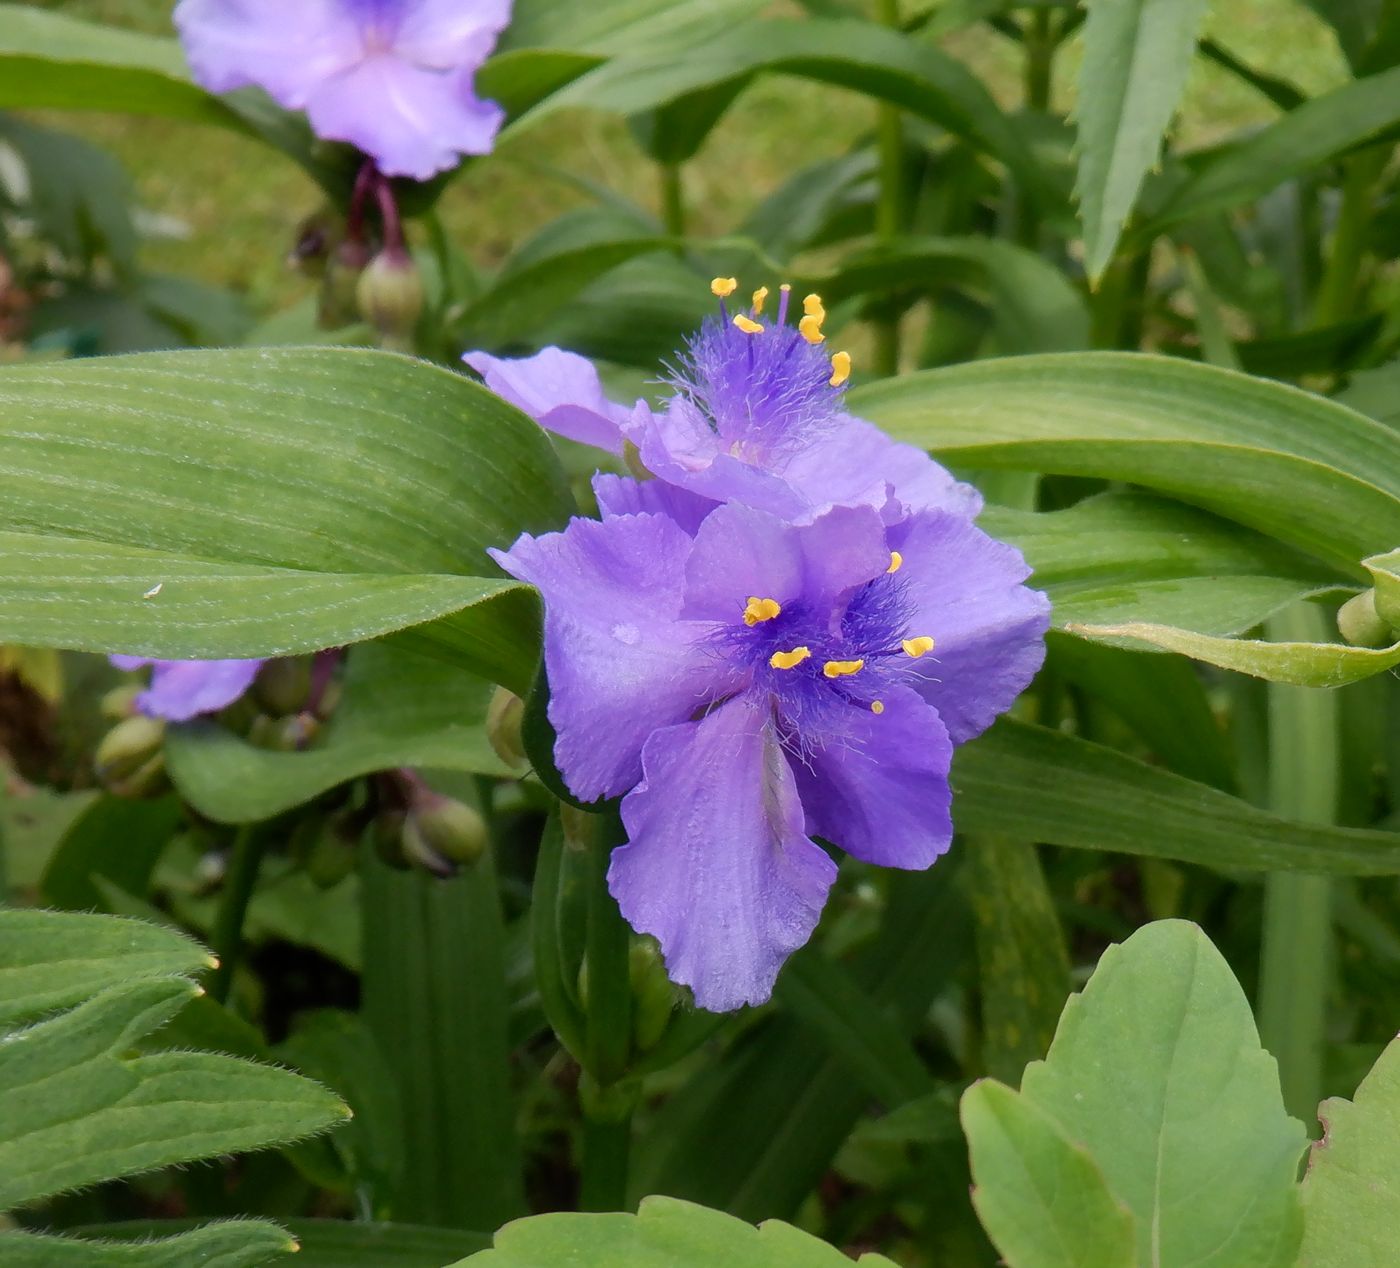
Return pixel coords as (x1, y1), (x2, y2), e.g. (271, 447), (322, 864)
(18, 0), (1350, 315)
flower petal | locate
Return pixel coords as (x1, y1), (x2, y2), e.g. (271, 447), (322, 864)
(890, 511), (1051, 744)
(794, 686), (954, 869)
(590, 473), (715, 535)
(305, 54), (503, 180)
(491, 514), (733, 802)
(465, 348), (637, 455)
(175, 0), (362, 106)
(612, 695), (837, 1011)
(130, 659), (264, 722)
(392, 0), (512, 66)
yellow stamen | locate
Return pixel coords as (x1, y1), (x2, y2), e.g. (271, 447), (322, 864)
(823, 658), (865, 679)
(743, 596), (782, 626)
(733, 314), (764, 335)
(770, 646), (811, 670)
(711, 277), (738, 298)
(887, 551), (903, 574)
(803, 293), (825, 317)
(902, 636), (935, 658)
(780, 282), (792, 294)
(752, 286), (770, 315)
(829, 351), (851, 387)
(799, 315), (825, 345)
(871, 700), (885, 715)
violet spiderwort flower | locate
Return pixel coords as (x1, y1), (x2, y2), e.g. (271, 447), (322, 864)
(493, 501), (1050, 1011)
(109, 656), (264, 723)
(465, 279), (981, 527)
(174, 0), (511, 181)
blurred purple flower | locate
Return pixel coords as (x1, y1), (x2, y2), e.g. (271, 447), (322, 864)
(465, 283), (981, 527)
(110, 656), (264, 723)
(494, 501), (1049, 1011)
(175, 0), (511, 180)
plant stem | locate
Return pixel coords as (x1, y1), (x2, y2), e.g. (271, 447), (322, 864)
(1257, 605), (1338, 1127)
(1313, 148), (1385, 328)
(1024, 7), (1055, 113)
(659, 163), (686, 238)
(579, 1086), (634, 1212)
(210, 826), (267, 1004)
(873, 0), (903, 377)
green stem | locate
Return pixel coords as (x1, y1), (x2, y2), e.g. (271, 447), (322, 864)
(578, 1086), (635, 1212)
(1257, 606), (1338, 1128)
(873, 0), (903, 377)
(659, 163), (686, 239)
(1313, 148), (1385, 328)
(210, 827), (267, 1004)
(1024, 7), (1054, 112)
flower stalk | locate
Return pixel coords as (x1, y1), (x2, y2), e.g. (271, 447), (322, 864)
(873, 0), (903, 378)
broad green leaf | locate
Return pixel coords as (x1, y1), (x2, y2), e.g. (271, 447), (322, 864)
(1338, 359), (1400, 428)
(1298, 1034), (1400, 1265)
(1362, 546), (1400, 627)
(1019, 921), (1307, 1268)
(453, 1194), (898, 1266)
(0, 908), (210, 1027)
(961, 1080), (1135, 1268)
(1147, 65), (1400, 232)
(957, 719), (1400, 875)
(852, 352), (1400, 572)
(1302, 0), (1387, 66)
(0, 348), (572, 694)
(0, 1222), (294, 1267)
(41, 796), (183, 913)
(167, 642), (507, 824)
(1074, 0), (1212, 279)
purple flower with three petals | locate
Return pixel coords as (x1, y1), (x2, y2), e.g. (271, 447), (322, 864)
(175, 0), (511, 180)
(110, 656), (264, 723)
(466, 281), (982, 528)
(493, 501), (1050, 1012)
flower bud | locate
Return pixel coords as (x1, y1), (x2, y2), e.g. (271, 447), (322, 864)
(487, 687), (528, 771)
(629, 937), (677, 1052)
(404, 792), (487, 870)
(1338, 589), (1394, 648)
(288, 209), (339, 278)
(95, 715), (168, 797)
(303, 814), (361, 890)
(248, 712), (320, 751)
(101, 684), (143, 720)
(372, 808), (410, 870)
(252, 657), (311, 718)
(356, 247), (424, 350)
(320, 238), (373, 329)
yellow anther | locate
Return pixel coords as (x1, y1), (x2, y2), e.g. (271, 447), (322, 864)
(871, 700), (885, 715)
(803, 293), (825, 317)
(733, 314), (764, 335)
(711, 277), (738, 298)
(829, 351), (851, 387)
(770, 646), (811, 670)
(799, 315), (825, 345)
(823, 658), (865, 679)
(780, 282), (792, 294)
(743, 596), (782, 626)
(752, 286), (770, 315)
(887, 551), (903, 574)
(902, 636), (936, 659)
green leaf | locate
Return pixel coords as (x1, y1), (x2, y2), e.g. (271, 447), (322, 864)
(453, 1194), (898, 1266)
(0, 1222), (295, 1268)
(1018, 921), (1307, 1268)
(1148, 65), (1400, 233)
(1298, 1034), (1400, 1266)
(852, 352), (1400, 572)
(961, 1079), (1136, 1268)
(0, 908), (210, 1027)
(957, 719), (1400, 875)
(42, 796), (182, 913)
(167, 643), (507, 824)
(0, 348), (572, 694)
(1302, 0), (1387, 66)
(1074, 0), (1212, 279)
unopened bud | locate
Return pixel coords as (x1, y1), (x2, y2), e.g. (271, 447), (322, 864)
(248, 712), (320, 751)
(487, 687), (527, 770)
(303, 814), (361, 889)
(372, 809), (410, 870)
(95, 715), (166, 793)
(356, 247), (424, 349)
(320, 238), (373, 329)
(101, 684), (143, 720)
(252, 658), (311, 718)
(629, 938), (677, 1052)
(404, 793), (487, 871)
(288, 210), (338, 278)
(1338, 589), (1394, 648)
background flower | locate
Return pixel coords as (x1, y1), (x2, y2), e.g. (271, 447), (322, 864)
(109, 656), (264, 722)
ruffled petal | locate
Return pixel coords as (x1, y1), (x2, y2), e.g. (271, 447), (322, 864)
(123, 658), (264, 722)
(794, 686), (954, 869)
(491, 513), (733, 802)
(175, 0), (363, 106)
(890, 510), (1051, 744)
(590, 473), (715, 535)
(464, 348), (637, 455)
(612, 695), (838, 1011)
(392, 0), (512, 66)
(305, 54), (503, 179)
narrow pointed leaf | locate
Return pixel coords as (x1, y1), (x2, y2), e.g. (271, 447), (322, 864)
(0, 1222), (296, 1267)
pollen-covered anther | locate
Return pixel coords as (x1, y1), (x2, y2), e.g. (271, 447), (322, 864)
(871, 700), (885, 715)
(752, 286), (770, 315)
(829, 351), (851, 387)
(770, 646), (812, 670)
(823, 658), (865, 679)
(902, 636), (935, 658)
(733, 314), (764, 335)
(711, 277), (738, 298)
(743, 596), (782, 626)
(887, 551), (903, 574)
(799, 315), (825, 345)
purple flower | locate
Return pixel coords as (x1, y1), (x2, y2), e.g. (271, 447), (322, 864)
(175, 0), (511, 180)
(110, 656), (264, 723)
(465, 282), (981, 527)
(494, 501), (1049, 1011)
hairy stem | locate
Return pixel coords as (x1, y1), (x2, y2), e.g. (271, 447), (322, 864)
(210, 826), (267, 1004)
